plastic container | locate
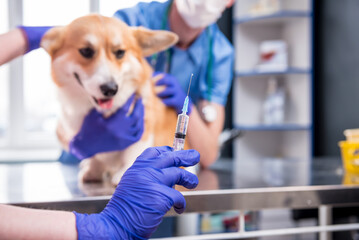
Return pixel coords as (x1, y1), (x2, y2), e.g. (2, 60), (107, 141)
(249, 0), (281, 16)
(339, 141), (359, 174)
(257, 40), (288, 72)
(344, 128), (359, 142)
(342, 172), (359, 185)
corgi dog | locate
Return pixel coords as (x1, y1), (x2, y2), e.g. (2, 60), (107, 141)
(41, 14), (182, 185)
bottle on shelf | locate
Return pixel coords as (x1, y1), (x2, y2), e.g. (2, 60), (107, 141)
(262, 77), (286, 125)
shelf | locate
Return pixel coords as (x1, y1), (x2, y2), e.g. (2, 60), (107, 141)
(234, 10), (312, 25)
(235, 67), (311, 77)
(233, 0), (313, 161)
(234, 124), (311, 131)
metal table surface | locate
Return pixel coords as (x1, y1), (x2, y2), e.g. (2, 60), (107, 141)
(1, 156), (359, 214)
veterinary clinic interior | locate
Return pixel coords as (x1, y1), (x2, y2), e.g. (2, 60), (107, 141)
(1, 0), (359, 239)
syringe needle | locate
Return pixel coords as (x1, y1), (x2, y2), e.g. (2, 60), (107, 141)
(187, 73), (193, 97)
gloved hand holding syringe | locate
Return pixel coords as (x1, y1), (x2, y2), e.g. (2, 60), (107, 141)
(173, 74), (193, 151)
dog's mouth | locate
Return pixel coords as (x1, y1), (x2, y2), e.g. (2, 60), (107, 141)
(93, 97), (114, 110)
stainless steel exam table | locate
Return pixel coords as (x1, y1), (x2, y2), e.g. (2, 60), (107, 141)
(1, 157), (359, 239)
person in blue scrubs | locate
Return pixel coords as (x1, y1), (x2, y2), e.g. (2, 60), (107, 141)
(114, 0), (235, 168)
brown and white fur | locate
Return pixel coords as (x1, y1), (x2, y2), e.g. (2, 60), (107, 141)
(41, 14), (183, 185)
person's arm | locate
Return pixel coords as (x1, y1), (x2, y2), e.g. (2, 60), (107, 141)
(0, 29), (27, 66)
(154, 72), (225, 168)
(188, 28), (234, 168)
(0, 147), (199, 239)
(187, 101), (225, 168)
(113, 1), (164, 28)
(0, 204), (77, 239)
(0, 26), (52, 66)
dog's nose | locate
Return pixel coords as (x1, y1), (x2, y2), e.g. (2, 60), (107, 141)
(100, 82), (118, 97)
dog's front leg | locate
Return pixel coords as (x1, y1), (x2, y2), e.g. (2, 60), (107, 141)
(111, 136), (154, 185)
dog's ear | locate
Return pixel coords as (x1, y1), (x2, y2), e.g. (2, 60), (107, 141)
(132, 26), (179, 57)
(40, 26), (66, 56)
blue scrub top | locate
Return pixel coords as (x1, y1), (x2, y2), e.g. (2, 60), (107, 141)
(114, 1), (234, 106)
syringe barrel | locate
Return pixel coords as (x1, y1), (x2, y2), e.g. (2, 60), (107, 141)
(175, 113), (189, 135)
(173, 137), (185, 151)
(173, 113), (189, 151)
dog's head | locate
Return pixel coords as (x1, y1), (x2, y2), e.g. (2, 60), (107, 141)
(41, 14), (178, 112)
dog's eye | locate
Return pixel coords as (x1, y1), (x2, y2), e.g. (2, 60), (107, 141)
(79, 47), (95, 59)
(114, 49), (125, 59)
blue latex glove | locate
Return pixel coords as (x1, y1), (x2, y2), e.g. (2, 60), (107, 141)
(155, 72), (192, 114)
(18, 26), (52, 53)
(69, 94), (144, 160)
(74, 146), (200, 239)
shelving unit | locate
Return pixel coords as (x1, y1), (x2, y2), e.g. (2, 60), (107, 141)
(234, 10), (312, 25)
(235, 67), (311, 77)
(232, 0), (313, 170)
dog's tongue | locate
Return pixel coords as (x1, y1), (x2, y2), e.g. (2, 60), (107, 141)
(98, 98), (114, 109)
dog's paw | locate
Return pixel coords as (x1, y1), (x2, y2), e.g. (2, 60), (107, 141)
(78, 159), (105, 182)
(78, 169), (103, 182)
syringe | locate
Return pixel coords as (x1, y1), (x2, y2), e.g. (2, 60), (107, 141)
(173, 74), (193, 151)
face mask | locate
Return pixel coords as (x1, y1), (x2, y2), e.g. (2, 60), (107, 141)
(176, 0), (229, 29)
